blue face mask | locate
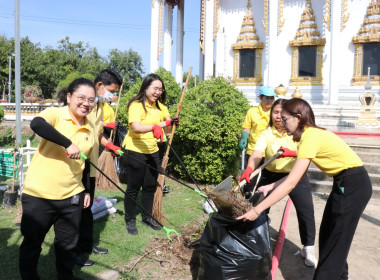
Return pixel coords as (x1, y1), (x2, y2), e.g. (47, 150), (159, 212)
(94, 96), (99, 105)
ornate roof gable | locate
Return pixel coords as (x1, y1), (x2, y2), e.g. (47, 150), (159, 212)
(289, 0), (326, 46)
(352, 0), (380, 44)
(232, 0), (264, 50)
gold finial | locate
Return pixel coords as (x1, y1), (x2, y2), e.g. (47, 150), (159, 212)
(275, 84), (287, 97)
(292, 86), (302, 98)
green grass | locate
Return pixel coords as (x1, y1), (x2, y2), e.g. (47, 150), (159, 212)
(0, 178), (208, 279)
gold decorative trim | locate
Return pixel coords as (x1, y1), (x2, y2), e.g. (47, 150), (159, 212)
(233, 49), (263, 86)
(232, 0), (263, 86)
(213, 0), (219, 40)
(352, 45), (380, 86)
(352, 0), (380, 85)
(278, 0), (285, 36)
(262, 0), (269, 35)
(323, 0), (331, 31)
(341, 0), (350, 32)
(289, 1), (325, 86)
(199, 0), (205, 54)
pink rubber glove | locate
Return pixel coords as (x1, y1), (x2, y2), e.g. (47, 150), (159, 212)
(278, 147), (297, 158)
(105, 142), (121, 155)
(152, 125), (163, 142)
(240, 166), (253, 183)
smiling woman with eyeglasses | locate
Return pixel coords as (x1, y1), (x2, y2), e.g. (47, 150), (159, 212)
(238, 98), (372, 280)
(19, 78), (97, 280)
(121, 73), (179, 235)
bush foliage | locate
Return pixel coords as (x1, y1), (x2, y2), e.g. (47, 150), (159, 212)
(117, 73), (249, 184)
(172, 77), (249, 183)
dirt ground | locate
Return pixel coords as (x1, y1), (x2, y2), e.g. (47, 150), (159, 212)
(126, 193), (380, 280)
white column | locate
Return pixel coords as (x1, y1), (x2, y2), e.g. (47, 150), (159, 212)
(204, 0), (214, 80)
(163, 3), (173, 71)
(267, 0), (278, 87)
(328, 0), (340, 105)
(150, 0), (160, 73)
(175, 0), (184, 86)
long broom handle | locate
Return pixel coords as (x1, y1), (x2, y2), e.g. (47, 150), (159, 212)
(110, 80), (124, 141)
(164, 66), (192, 155)
(233, 149), (284, 192)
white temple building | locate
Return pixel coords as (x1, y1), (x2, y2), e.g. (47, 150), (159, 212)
(150, 0), (380, 128)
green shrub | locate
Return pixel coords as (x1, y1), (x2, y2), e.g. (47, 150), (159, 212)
(0, 106), (4, 123)
(117, 67), (182, 125)
(171, 77), (250, 184)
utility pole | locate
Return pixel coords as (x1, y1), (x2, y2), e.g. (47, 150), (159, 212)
(8, 52), (14, 103)
(14, 0), (22, 146)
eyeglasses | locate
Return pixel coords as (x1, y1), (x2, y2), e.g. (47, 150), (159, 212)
(73, 94), (96, 105)
(150, 87), (164, 93)
(281, 116), (295, 124)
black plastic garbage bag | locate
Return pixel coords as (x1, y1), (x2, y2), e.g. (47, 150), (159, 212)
(114, 122), (128, 184)
(198, 212), (272, 280)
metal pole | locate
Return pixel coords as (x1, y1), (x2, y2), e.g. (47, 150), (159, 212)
(8, 53), (14, 103)
(14, 0), (22, 146)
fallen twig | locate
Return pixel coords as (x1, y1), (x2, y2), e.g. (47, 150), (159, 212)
(128, 251), (150, 273)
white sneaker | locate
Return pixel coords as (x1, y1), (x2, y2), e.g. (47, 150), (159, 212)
(301, 246), (317, 268)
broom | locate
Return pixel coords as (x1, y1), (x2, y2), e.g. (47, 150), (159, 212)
(152, 67), (193, 223)
(96, 81), (124, 190)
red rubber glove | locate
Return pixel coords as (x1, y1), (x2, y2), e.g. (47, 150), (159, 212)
(165, 117), (180, 127)
(152, 125), (163, 142)
(240, 166), (253, 183)
(105, 142), (122, 155)
(278, 147), (297, 158)
(104, 121), (117, 129)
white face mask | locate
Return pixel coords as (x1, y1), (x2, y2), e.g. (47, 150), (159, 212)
(98, 86), (116, 103)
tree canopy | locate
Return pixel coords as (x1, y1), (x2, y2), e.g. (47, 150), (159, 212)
(0, 35), (145, 100)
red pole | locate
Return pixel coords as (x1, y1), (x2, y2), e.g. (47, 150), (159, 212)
(271, 198), (293, 279)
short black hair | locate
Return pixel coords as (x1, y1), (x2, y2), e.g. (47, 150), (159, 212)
(94, 69), (123, 87)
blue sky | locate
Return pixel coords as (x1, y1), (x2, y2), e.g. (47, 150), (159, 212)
(0, 0), (201, 76)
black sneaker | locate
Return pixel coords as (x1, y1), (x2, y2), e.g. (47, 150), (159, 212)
(126, 219), (138, 235)
(163, 185), (170, 194)
(92, 245), (108, 254)
(141, 218), (161, 231)
(75, 255), (94, 267)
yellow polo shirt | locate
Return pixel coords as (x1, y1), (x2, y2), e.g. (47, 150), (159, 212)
(254, 126), (297, 173)
(242, 104), (271, 155)
(122, 100), (161, 154)
(103, 102), (115, 123)
(87, 102), (104, 177)
(297, 127), (363, 177)
(23, 106), (96, 200)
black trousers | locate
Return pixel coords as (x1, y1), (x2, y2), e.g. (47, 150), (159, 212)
(257, 169), (316, 246)
(314, 166), (372, 280)
(258, 169), (316, 246)
(19, 192), (84, 280)
(123, 150), (160, 222)
(77, 177), (96, 254)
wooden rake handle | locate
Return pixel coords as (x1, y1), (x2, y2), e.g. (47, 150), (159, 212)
(233, 149), (284, 192)
(110, 80), (124, 141)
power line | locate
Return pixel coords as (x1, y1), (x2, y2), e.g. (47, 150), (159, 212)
(0, 13), (199, 33)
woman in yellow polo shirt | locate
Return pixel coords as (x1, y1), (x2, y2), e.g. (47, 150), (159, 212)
(19, 78), (97, 280)
(238, 98), (372, 280)
(121, 73), (178, 235)
(241, 98), (316, 268)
